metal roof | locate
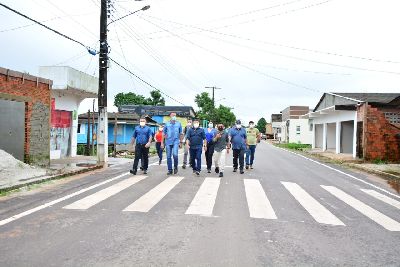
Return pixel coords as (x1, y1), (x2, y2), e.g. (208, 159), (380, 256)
(331, 92), (400, 104)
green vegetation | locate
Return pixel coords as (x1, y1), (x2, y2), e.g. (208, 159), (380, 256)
(275, 143), (311, 151)
(195, 92), (236, 126)
(372, 158), (388, 164)
(256, 117), (267, 133)
(114, 90), (165, 107)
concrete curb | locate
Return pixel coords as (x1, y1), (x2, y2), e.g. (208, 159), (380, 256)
(345, 163), (400, 180)
(0, 165), (103, 194)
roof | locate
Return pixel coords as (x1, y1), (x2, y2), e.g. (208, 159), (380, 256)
(78, 112), (158, 125)
(118, 105), (196, 117)
(313, 92), (400, 111)
(331, 93), (400, 104)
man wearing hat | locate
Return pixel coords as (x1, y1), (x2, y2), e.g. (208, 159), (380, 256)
(229, 119), (247, 174)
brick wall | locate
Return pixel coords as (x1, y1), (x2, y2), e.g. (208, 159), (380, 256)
(0, 67), (52, 166)
(361, 104), (400, 162)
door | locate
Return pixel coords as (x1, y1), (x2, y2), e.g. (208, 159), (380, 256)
(50, 110), (72, 158)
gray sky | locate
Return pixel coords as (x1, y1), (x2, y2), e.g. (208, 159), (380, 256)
(1, 0), (400, 124)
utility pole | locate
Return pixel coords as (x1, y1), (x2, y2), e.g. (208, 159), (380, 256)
(97, 0), (109, 164)
(91, 99), (95, 156)
(206, 86), (222, 108)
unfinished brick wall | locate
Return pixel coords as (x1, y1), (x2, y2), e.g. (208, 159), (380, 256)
(362, 104), (400, 162)
(0, 67), (52, 166)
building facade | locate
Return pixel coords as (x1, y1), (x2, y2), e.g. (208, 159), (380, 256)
(280, 106), (312, 144)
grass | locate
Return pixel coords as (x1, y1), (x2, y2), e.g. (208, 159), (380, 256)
(372, 158), (388, 165)
(275, 143), (312, 151)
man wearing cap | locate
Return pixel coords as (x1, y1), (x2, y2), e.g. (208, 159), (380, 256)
(229, 119), (247, 174)
(245, 120), (261, 169)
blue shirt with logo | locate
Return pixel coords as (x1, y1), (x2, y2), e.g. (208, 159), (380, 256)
(187, 127), (206, 149)
(133, 125), (152, 145)
(204, 128), (217, 143)
(229, 127), (247, 150)
(163, 120), (182, 145)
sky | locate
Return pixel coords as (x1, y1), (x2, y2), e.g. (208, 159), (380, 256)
(1, 0), (400, 124)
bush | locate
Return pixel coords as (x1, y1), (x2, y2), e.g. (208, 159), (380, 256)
(275, 143), (311, 151)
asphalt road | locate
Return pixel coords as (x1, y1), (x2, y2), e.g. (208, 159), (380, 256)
(0, 142), (399, 266)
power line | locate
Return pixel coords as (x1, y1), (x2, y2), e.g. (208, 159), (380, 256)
(145, 14), (400, 65)
(109, 57), (186, 105)
(0, 2), (93, 52)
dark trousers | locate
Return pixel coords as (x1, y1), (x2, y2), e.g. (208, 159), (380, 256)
(133, 144), (149, 171)
(155, 142), (163, 161)
(233, 149), (245, 170)
(190, 147), (202, 172)
(245, 145), (257, 165)
(205, 143), (215, 170)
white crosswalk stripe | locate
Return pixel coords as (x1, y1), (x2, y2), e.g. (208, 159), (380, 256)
(63, 176), (147, 210)
(185, 178), (220, 216)
(360, 189), (400, 210)
(322, 185), (400, 231)
(282, 182), (345, 226)
(123, 176), (184, 212)
(244, 179), (277, 219)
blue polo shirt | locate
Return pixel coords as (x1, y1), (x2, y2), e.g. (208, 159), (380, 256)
(229, 127), (247, 150)
(163, 120), (182, 145)
(187, 127), (206, 149)
(204, 128), (217, 143)
(133, 125), (152, 145)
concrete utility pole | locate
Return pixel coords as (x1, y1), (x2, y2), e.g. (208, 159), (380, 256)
(205, 86), (222, 108)
(97, 0), (109, 164)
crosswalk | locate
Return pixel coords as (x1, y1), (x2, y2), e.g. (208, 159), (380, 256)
(60, 175), (400, 232)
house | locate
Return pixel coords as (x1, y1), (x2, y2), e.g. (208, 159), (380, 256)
(38, 66), (98, 159)
(0, 67), (52, 166)
(271, 113), (282, 140)
(302, 92), (400, 161)
(118, 105), (196, 127)
(77, 112), (158, 146)
(280, 106), (312, 144)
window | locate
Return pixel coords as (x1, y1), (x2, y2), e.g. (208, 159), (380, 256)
(384, 112), (400, 124)
(309, 123), (313, 131)
(296, 126), (301, 134)
(77, 123), (85, 134)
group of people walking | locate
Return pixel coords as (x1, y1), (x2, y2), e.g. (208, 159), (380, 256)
(130, 112), (261, 177)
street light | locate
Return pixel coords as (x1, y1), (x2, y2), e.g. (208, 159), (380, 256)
(107, 5), (150, 26)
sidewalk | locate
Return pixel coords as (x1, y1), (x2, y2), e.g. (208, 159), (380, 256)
(0, 150), (134, 191)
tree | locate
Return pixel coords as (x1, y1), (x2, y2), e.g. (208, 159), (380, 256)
(194, 92), (236, 126)
(256, 117), (267, 133)
(114, 90), (165, 107)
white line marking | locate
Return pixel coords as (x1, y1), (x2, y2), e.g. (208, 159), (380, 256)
(361, 189), (400, 210)
(244, 179), (277, 219)
(185, 177), (221, 216)
(63, 176), (147, 210)
(123, 176), (184, 212)
(275, 146), (400, 200)
(0, 172), (130, 227)
(282, 182), (345, 226)
(322, 185), (400, 231)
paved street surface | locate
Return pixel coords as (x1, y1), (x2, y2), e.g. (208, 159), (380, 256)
(0, 142), (399, 266)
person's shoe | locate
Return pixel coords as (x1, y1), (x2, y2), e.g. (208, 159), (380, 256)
(240, 169), (245, 174)
(174, 168), (178, 174)
(130, 169), (137, 175)
(193, 170), (196, 174)
(140, 166), (144, 171)
(143, 170), (148, 174)
(250, 165), (254, 169)
(159, 160), (162, 165)
(245, 165), (249, 170)
(233, 168), (237, 172)
(195, 171), (200, 176)
(167, 170), (173, 175)
(215, 167), (220, 173)
(219, 172), (223, 177)
(182, 164), (186, 169)
(207, 169), (211, 173)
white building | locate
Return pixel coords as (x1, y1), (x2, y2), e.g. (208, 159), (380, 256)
(39, 66), (98, 159)
(280, 106), (312, 144)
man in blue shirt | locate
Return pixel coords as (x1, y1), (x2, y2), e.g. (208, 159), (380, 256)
(229, 120), (247, 174)
(130, 117), (153, 175)
(204, 121), (217, 173)
(186, 119), (206, 176)
(161, 112), (183, 175)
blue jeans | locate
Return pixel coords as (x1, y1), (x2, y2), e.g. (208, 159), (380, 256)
(190, 147), (203, 172)
(245, 145), (257, 165)
(156, 142), (163, 162)
(166, 143), (179, 171)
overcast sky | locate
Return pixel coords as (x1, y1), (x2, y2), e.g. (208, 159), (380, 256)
(1, 0), (400, 124)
